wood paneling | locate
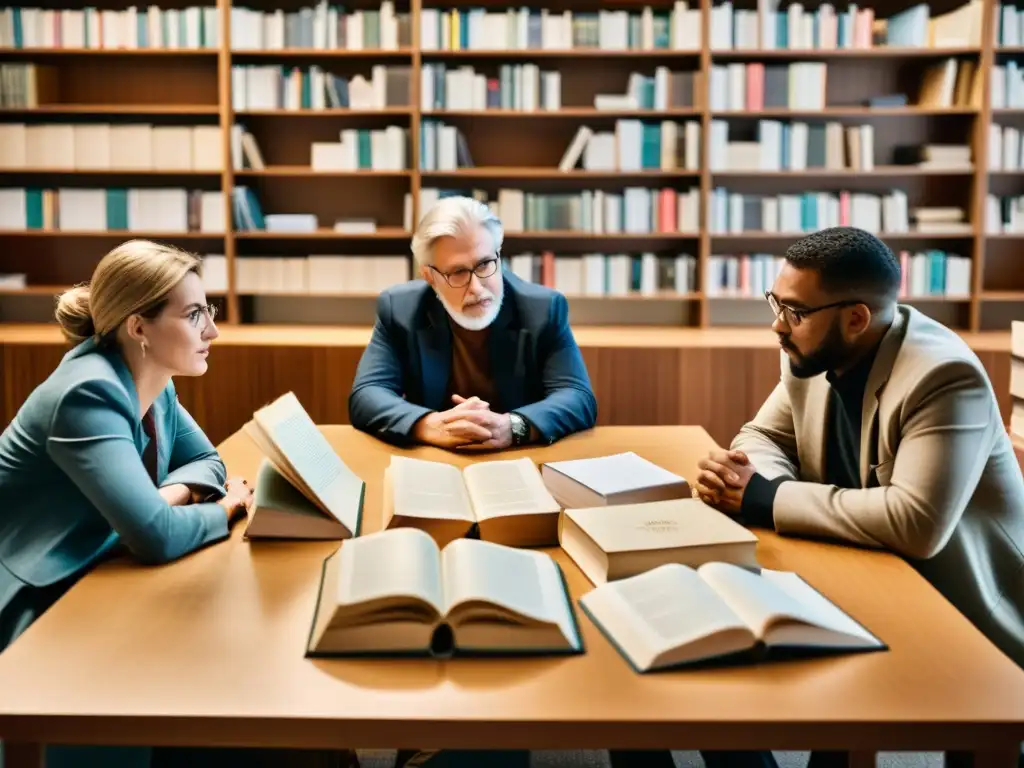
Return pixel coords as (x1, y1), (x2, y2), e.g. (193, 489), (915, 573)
(0, 340), (1012, 448)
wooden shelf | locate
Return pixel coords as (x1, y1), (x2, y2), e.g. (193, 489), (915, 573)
(234, 108), (413, 116)
(0, 47), (218, 57)
(425, 108), (702, 118)
(712, 107), (979, 116)
(0, 230), (225, 238)
(230, 48), (413, 57)
(420, 48), (701, 58)
(421, 167), (699, 178)
(710, 46), (981, 59)
(235, 167), (412, 177)
(711, 231), (977, 240)
(0, 105), (219, 115)
(710, 167), (974, 177)
(0, 168), (223, 176)
(0, 0), (1010, 334)
(234, 228), (411, 240)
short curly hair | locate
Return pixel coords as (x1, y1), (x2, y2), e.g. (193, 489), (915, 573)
(784, 227), (901, 302)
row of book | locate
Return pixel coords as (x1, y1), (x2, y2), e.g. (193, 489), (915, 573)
(229, 1), (407, 51)
(419, 3), (701, 52)
(422, 63), (560, 113)
(705, 250), (971, 299)
(986, 194), (1024, 234)
(0, 123), (222, 172)
(0, 5), (217, 49)
(709, 120), (874, 172)
(558, 122), (701, 173)
(992, 62), (1024, 110)
(711, 121), (971, 172)
(232, 255), (410, 295)
(709, 62), (827, 112)
(420, 64), (695, 114)
(708, 188), (970, 235)
(232, 186), (412, 234)
(709, 0), (981, 50)
(311, 127), (408, 172)
(420, 186), (701, 235)
(989, 124), (1024, 171)
(230, 64), (410, 111)
(506, 252), (698, 296)
(0, 187), (224, 232)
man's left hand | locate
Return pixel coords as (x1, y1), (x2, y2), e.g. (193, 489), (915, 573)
(450, 410), (513, 451)
(696, 449), (755, 515)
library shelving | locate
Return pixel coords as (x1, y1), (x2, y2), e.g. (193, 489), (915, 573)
(0, 0), (1019, 331)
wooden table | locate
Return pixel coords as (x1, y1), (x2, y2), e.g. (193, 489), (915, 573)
(1, 426), (1023, 767)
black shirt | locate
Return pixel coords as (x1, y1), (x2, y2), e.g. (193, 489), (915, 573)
(740, 344), (880, 528)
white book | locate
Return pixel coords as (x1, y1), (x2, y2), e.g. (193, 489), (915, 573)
(581, 562), (886, 672)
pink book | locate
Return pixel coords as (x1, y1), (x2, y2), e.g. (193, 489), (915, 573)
(899, 251), (909, 297)
(746, 63), (765, 110)
(839, 190), (850, 226)
(855, 8), (874, 48)
(659, 188), (677, 232)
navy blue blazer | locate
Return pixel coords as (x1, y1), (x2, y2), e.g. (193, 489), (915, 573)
(348, 270), (598, 446)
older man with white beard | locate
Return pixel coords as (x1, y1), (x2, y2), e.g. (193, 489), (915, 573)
(348, 194), (597, 451)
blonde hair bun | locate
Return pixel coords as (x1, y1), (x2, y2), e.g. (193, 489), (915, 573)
(54, 285), (95, 346)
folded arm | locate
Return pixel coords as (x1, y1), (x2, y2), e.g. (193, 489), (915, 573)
(511, 294), (597, 444)
(348, 293), (432, 445)
(727, 376), (801, 525)
(771, 362), (1000, 560)
(47, 379), (229, 565)
(161, 393), (228, 499)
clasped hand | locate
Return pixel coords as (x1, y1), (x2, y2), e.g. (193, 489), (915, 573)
(414, 394), (513, 450)
(695, 448), (755, 515)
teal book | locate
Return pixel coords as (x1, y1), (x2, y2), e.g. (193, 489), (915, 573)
(243, 391), (364, 540)
(25, 188), (43, 229)
(106, 189), (129, 230)
(305, 528), (585, 659)
(580, 562), (886, 673)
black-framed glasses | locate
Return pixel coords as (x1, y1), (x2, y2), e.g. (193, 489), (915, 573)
(428, 255), (501, 288)
(765, 291), (861, 328)
(185, 303), (218, 328)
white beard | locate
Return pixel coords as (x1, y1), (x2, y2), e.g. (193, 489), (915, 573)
(435, 283), (504, 331)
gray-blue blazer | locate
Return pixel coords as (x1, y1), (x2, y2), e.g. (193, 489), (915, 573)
(0, 336), (229, 653)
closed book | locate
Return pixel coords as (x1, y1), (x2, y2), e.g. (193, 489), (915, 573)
(559, 498), (758, 586)
(541, 451), (690, 508)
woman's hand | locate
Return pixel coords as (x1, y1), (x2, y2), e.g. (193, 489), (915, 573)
(218, 477), (255, 522)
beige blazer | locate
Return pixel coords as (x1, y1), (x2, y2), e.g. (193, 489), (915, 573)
(732, 305), (1024, 669)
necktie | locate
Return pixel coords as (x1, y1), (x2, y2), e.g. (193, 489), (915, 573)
(141, 408), (158, 485)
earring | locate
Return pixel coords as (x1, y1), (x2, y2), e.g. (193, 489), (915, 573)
(140, 340), (147, 359)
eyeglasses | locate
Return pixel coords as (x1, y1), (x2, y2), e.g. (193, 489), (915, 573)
(428, 255), (500, 288)
(764, 291), (861, 328)
(184, 303), (218, 328)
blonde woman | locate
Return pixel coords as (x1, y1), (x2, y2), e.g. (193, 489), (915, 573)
(0, 239), (253, 655)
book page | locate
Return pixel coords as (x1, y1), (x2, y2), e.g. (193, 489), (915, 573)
(336, 528), (444, 615)
(252, 393), (364, 534)
(589, 563), (751, 653)
(390, 456), (475, 521)
(759, 570), (882, 646)
(462, 458), (560, 521)
(698, 562), (856, 642)
(441, 538), (577, 644)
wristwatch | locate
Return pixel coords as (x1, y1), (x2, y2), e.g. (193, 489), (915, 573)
(508, 412), (529, 446)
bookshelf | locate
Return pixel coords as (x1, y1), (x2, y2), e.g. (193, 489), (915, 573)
(0, 0), (1020, 332)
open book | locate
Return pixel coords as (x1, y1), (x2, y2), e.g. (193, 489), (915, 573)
(242, 392), (364, 540)
(580, 562), (885, 672)
(306, 528), (584, 658)
(383, 456), (561, 548)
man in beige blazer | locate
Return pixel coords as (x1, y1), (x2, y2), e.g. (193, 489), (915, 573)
(696, 227), (1024, 681)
